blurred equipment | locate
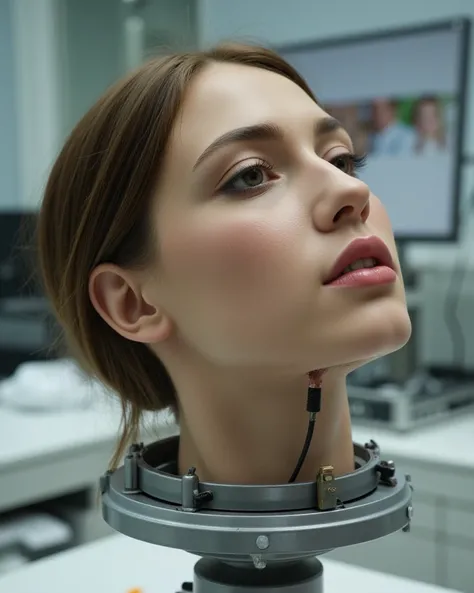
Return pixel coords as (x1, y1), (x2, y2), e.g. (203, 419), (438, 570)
(0, 296), (51, 375)
(0, 211), (57, 377)
(0, 511), (73, 575)
(420, 261), (474, 373)
(348, 368), (474, 431)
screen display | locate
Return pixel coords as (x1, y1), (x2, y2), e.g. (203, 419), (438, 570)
(279, 23), (468, 240)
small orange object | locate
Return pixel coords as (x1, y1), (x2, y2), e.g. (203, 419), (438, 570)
(127, 588), (143, 593)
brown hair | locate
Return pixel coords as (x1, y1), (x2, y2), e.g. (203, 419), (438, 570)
(37, 44), (317, 468)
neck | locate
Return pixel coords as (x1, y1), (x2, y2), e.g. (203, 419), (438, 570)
(175, 368), (354, 484)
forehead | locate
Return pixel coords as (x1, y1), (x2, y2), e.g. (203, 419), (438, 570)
(168, 62), (326, 164)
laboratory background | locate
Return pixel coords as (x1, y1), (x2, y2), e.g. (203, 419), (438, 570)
(0, 1), (474, 592)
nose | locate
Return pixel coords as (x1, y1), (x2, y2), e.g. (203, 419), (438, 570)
(312, 165), (371, 233)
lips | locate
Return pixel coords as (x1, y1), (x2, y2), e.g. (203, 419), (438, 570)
(324, 236), (394, 285)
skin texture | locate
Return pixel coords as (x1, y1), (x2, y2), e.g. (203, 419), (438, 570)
(89, 62), (412, 484)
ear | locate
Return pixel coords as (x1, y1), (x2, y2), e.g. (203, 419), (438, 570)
(88, 263), (172, 344)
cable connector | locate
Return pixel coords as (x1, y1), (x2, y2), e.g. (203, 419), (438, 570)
(307, 368), (325, 416)
(306, 386), (322, 417)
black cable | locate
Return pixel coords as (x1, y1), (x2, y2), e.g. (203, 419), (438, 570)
(288, 386), (321, 483)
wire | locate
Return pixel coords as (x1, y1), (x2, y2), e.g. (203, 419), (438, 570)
(288, 417), (316, 483)
(288, 385), (322, 483)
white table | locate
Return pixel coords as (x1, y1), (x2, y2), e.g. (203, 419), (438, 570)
(0, 400), (177, 513)
(352, 414), (474, 471)
(0, 533), (461, 593)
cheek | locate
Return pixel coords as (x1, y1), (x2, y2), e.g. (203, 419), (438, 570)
(369, 197), (394, 238)
(161, 215), (300, 297)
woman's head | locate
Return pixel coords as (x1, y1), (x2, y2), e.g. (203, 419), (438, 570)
(38, 44), (410, 462)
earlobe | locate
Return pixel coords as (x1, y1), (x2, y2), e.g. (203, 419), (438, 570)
(89, 263), (172, 344)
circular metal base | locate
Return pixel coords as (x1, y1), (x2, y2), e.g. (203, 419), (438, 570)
(100, 436), (413, 592)
(103, 469), (411, 560)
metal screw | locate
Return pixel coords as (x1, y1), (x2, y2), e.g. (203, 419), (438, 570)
(402, 505), (414, 532)
(256, 535), (269, 550)
(251, 554), (266, 570)
(364, 439), (380, 455)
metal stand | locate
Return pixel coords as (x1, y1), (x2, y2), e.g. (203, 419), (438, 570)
(100, 437), (413, 593)
(193, 556), (323, 593)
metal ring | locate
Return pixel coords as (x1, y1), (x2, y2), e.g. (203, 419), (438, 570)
(135, 436), (381, 512)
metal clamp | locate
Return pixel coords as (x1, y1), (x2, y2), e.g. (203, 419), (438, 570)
(364, 439), (380, 457)
(376, 460), (398, 487)
(181, 467), (213, 512)
(316, 465), (338, 510)
(123, 443), (144, 493)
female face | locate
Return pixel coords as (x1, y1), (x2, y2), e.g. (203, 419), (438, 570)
(148, 62), (411, 374)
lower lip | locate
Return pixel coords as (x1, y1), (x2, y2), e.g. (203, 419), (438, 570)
(326, 266), (397, 287)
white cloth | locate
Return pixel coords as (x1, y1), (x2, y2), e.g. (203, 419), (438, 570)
(0, 359), (110, 411)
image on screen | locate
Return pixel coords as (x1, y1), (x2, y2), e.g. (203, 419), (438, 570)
(278, 22), (469, 241)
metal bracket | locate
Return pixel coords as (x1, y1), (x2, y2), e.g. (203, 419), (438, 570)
(376, 460), (398, 487)
(123, 442), (144, 493)
(364, 439), (380, 457)
(181, 467), (213, 512)
(99, 470), (112, 495)
(316, 465), (338, 510)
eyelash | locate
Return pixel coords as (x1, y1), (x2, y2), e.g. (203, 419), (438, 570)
(219, 158), (274, 195)
(219, 153), (368, 196)
(332, 153), (368, 176)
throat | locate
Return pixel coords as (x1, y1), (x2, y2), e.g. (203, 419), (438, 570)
(177, 374), (353, 484)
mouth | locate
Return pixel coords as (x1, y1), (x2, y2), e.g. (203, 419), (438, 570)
(324, 235), (395, 286)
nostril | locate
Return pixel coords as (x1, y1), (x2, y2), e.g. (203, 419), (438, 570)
(333, 205), (354, 223)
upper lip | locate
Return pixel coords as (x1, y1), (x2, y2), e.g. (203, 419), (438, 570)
(324, 235), (394, 284)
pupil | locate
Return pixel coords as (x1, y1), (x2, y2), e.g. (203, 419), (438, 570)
(243, 167), (263, 186)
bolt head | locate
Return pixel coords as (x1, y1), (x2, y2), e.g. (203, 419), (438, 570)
(256, 535), (269, 550)
(254, 558), (266, 570)
(407, 505), (414, 519)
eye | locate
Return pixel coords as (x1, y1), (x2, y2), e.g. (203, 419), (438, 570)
(330, 153), (367, 177)
(234, 166), (265, 189)
(219, 159), (275, 195)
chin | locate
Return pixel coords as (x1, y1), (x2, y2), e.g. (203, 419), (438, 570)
(325, 298), (412, 369)
(359, 299), (412, 359)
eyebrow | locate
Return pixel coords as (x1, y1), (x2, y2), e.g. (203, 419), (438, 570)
(192, 116), (345, 171)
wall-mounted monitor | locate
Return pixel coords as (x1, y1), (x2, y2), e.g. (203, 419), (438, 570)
(278, 19), (470, 241)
